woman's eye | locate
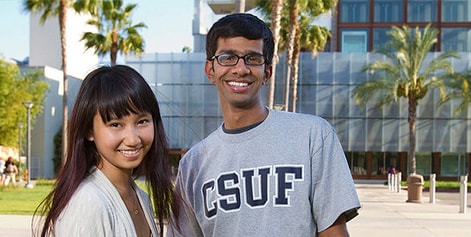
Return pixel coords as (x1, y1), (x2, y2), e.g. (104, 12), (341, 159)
(138, 118), (151, 125)
(110, 123), (121, 128)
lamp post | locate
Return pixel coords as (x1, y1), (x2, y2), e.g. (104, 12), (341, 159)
(18, 123), (23, 182)
(23, 101), (34, 188)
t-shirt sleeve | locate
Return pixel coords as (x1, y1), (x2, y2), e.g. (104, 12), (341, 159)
(310, 122), (361, 232)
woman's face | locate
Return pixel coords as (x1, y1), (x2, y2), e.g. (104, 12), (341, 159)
(88, 111), (154, 175)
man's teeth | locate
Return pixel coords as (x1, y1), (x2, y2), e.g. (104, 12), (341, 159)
(228, 81), (248, 87)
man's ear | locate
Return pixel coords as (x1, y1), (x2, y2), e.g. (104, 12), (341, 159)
(263, 64), (273, 85)
(205, 60), (216, 84)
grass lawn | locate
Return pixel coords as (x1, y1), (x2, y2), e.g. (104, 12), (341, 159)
(0, 181), (53, 215)
(403, 180), (471, 191)
(0, 179), (148, 215)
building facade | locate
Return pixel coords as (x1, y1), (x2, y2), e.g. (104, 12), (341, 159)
(126, 51), (471, 181)
(327, 0), (471, 179)
(333, 0), (471, 52)
(24, 1), (471, 181)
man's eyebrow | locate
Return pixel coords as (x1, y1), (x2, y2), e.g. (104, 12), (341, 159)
(217, 49), (262, 55)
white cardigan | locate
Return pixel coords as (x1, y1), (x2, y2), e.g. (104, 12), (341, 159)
(55, 167), (158, 236)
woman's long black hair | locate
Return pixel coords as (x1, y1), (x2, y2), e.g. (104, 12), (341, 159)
(33, 65), (180, 237)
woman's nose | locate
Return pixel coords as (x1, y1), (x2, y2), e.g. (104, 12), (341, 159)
(124, 126), (141, 146)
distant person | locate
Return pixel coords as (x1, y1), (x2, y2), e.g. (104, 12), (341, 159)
(0, 157), (5, 183)
(167, 13), (360, 237)
(33, 65), (181, 237)
(3, 157), (18, 186)
(388, 166), (396, 174)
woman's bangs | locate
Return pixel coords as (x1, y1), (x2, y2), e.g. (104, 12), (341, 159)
(96, 89), (147, 123)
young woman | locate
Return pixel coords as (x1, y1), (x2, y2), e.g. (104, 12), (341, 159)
(33, 65), (180, 237)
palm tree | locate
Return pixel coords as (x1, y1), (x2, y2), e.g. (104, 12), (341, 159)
(76, 0), (146, 65)
(257, 0), (283, 109)
(352, 25), (459, 176)
(24, 0), (71, 167)
(258, 0), (336, 111)
(290, 12), (331, 112)
(441, 70), (471, 115)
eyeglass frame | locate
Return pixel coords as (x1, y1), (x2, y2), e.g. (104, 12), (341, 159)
(210, 53), (266, 66)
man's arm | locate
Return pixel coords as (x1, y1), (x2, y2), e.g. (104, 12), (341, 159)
(318, 214), (349, 237)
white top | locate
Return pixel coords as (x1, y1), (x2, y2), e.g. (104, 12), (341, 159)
(55, 167), (158, 236)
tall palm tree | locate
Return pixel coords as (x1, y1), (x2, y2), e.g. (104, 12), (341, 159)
(441, 70), (471, 115)
(352, 25), (459, 175)
(258, 0), (337, 111)
(257, 0), (283, 109)
(290, 12), (331, 112)
(76, 0), (146, 65)
(282, 0), (299, 112)
(24, 0), (70, 167)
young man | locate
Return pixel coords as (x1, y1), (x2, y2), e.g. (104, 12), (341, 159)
(168, 13), (360, 236)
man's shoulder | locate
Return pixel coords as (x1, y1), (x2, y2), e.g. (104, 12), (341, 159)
(270, 110), (330, 126)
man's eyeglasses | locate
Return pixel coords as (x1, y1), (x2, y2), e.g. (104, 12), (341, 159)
(211, 53), (265, 66)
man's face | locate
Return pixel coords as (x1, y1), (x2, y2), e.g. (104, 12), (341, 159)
(205, 36), (272, 110)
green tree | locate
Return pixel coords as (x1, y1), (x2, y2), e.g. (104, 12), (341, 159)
(181, 46), (192, 53)
(76, 0), (146, 65)
(441, 69), (471, 115)
(24, 0), (70, 167)
(0, 61), (49, 147)
(352, 25), (459, 175)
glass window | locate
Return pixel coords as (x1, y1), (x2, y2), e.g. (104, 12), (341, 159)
(340, 0), (369, 22)
(442, 0), (470, 22)
(408, 0), (437, 22)
(371, 152), (401, 175)
(346, 151), (367, 175)
(442, 28), (471, 52)
(440, 153), (468, 177)
(373, 28), (391, 50)
(341, 30), (368, 53)
(415, 152), (432, 175)
(374, 0), (403, 22)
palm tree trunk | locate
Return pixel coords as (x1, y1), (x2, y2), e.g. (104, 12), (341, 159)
(408, 98), (418, 174)
(110, 30), (118, 66)
(291, 26), (301, 112)
(284, 0), (298, 111)
(59, 0), (68, 167)
(267, 0), (283, 109)
(235, 0), (245, 13)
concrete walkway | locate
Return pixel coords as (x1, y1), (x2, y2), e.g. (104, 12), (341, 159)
(349, 183), (471, 237)
(1, 183), (470, 236)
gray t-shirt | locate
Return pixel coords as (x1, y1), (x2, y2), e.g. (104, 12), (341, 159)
(169, 109), (360, 236)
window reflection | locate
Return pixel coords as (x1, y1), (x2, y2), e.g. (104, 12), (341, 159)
(374, 0), (403, 22)
(408, 0), (437, 22)
(340, 0), (369, 22)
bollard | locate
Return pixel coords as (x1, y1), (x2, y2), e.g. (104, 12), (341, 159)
(392, 174), (396, 192)
(388, 173), (392, 191)
(396, 172), (401, 193)
(459, 175), (468, 214)
(430, 173), (436, 203)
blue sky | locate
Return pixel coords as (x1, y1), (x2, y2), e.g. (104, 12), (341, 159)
(0, 0), (194, 60)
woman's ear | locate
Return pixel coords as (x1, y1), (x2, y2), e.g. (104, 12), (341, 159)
(87, 131), (94, 141)
(205, 60), (216, 84)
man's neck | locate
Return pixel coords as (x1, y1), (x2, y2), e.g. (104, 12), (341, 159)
(222, 104), (268, 130)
